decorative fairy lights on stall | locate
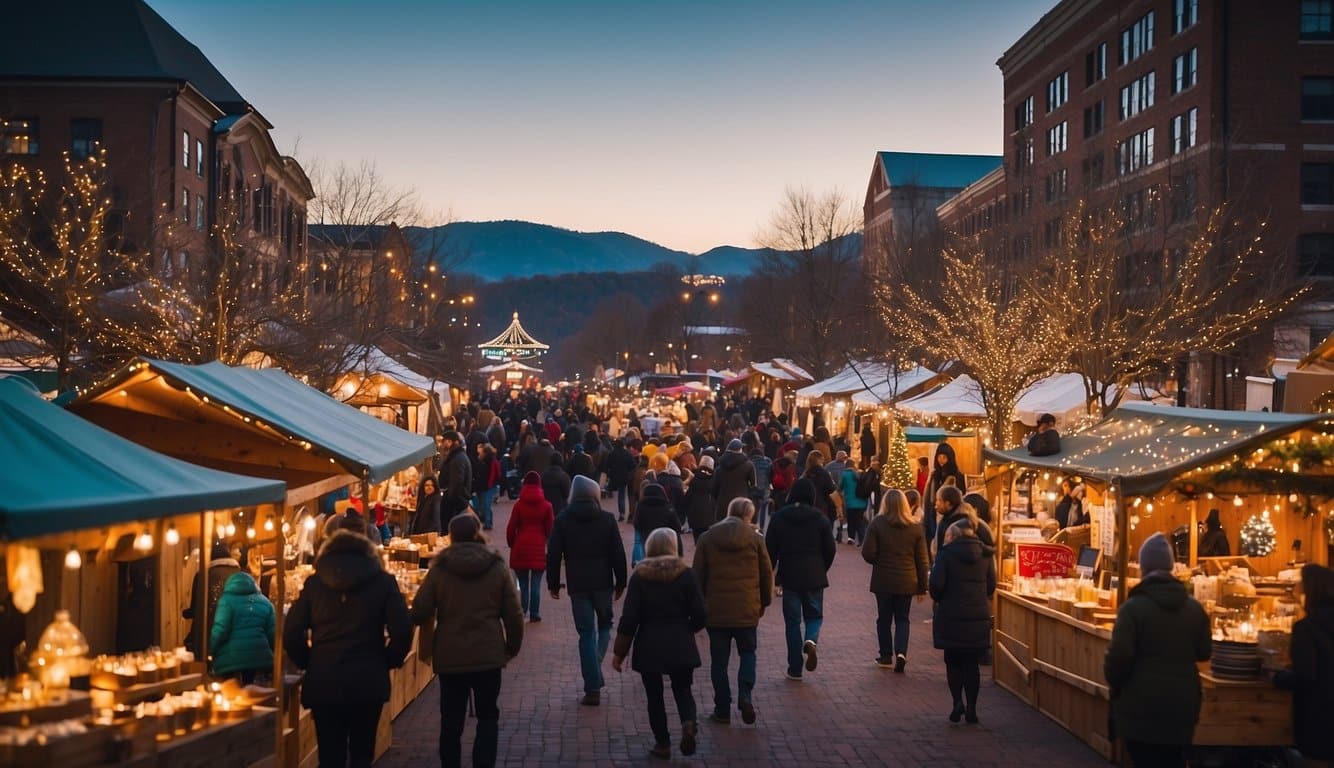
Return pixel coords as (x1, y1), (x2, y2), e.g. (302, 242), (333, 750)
(1240, 511), (1278, 557)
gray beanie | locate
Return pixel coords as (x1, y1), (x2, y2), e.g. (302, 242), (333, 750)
(1138, 532), (1174, 575)
(727, 438), (744, 452)
(569, 474), (601, 504)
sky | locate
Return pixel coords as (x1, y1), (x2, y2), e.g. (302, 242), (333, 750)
(151, 0), (1053, 253)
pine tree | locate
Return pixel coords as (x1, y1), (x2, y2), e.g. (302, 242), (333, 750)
(886, 423), (913, 490)
(1240, 511), (1276, 557)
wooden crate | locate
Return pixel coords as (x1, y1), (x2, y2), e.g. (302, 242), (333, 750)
(0, 723), (115, 768)
(1194, 672), (1292, 746)
(155, 706), (277, 768)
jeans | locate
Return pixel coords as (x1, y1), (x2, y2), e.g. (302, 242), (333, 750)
(514, 569), (544, 619)
(756, 495), (771, 531)
(311, 699), (383, 768)
(616, 486), (628, 519)
(781, 589), (824, 676)
(846, 508), (867, 544)
(570, 589), (613, 693)
(641, 669), (697, 747)
(875, 593), (913, 658)
(471, 486), (498, 528)
(440, 668), (502, 768)
(707, 626), (757, 714)
(632, 529), (644, 565)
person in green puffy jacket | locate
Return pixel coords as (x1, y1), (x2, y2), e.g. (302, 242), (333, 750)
(210, 571), (275, 683)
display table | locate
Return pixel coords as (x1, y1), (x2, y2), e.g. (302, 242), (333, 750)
(995, 589), (1294, 760)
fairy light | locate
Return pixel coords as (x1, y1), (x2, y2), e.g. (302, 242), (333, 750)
(134, 530), (153, 552)
(64, 546), (82, 570)
(164, 524), (180, 546)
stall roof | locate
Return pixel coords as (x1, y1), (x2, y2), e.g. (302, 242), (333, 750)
(904, 426), (948, 443)
(983, 402), (1329, 496)
(799, 361), (928, 400)
(897, 372), (1103, 429)
(74, 359), (435, 484)
(850, 365), (939, 406)
(0, 377), (285, 539)
(896, 374), (986, 419)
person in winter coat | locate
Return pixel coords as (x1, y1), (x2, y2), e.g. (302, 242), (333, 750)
(611, 528), (707, 760)
(930, 517), (995, 725)
(923, 443), (966, 552)
(1054, 479), (1084, 530)
(839, 465), (870, 546)
(682, 456), (717, 544)
(506, 472), (554, 621)
(284, 519), (413, 768)
(771, 450), (797, 514)
(747, 447), (774, 531)
(546, 475), (629, 706)
(1026, 413), (1062, 456)
(1104, 532), (1211, 767)
(439, 431), (474, 526)
(604, 439), (637, 522)
(567, 444), (596, 481)
(915, 456), (930, 497)
(713, 439), (756, 522)
(519, 438), (555, 476)
(184, 541), (241, 656)
(209, 571), (275, 683)
(1274, 563), (1334, 764)
(1198, 508), (1231, 557)
(859, 424), (877, 469)
(541, 456), (572, 519)
(629, 454), (649, 525)
(658, 462), (687, 520)
(693, 498), (772, 726)
(862, 489), (929, 672)
(635, 482), (683, 564)
(765, 478), (836, 681)
(802, 452), (838, 541)
(412, 514), (524, 768)
(471, 442), (503, 531)
(410, 475), (442, 536)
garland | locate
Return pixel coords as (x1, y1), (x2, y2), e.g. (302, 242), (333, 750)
(1203, 467), (1334, 508)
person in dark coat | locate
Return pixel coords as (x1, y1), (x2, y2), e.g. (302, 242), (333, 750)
(284, 520), (413, 768)
(506, 472), (554, 621)
(210, 571), (275, 683)
(604, 439), (637, 521)
(862, 489), (929, 672)
(658, 462), (687, 522)
(765, 478), (836, 681)
(930, 517), (995, 724)
(923, 443), (966, 552)
(410, 475), (443, 536)
(802, 452), (837, 541)
(412, 514), (524, 768)
(1026, 413), (1061, 456)
(682, 456), (717, 543)
(611, 528), (707, 760)
(713, 439), (756, 522)
(1274, 563), (1334, 763)
(635, 482), (683, 563)
(546, 475), (628, 706)
(1104, 533), (1211, 767)
(1053, 479), (1083, 529)
(567, 444), (596, 481)
(541, 456), (572, 519)
(439, 431), (474, 525)
(859, 423), (877, 469)
(1198, 508), (1231, 557)
(184, 541), (241, 656)
(519, 438), (555, 476)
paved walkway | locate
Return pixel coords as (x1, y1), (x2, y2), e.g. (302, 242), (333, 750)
(377, 496), (1105, 767)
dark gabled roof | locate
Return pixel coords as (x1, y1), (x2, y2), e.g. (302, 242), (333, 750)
(0, 0), (247, 113)
(878, 151), (1003, 190)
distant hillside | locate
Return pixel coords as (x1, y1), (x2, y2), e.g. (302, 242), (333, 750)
(407, 220), (771, 280)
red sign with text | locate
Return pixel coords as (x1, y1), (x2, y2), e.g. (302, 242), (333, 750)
(1016, 542), (1075, 578)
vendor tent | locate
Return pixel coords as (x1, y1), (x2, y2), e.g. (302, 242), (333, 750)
(896, 374), (987, 420)
(898, 372), (1104, 429)
(0, 377), (286, 539)
(850, 365), (940, 406)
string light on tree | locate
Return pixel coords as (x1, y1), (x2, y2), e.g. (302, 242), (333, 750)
(886, 425), (913, 489)
(1239, 510), (1277, 557)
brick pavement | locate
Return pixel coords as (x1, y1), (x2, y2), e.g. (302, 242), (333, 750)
(377, 496), (1105, 767)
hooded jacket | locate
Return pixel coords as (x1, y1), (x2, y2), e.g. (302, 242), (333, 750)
(861, 514), (929, 595)
(693, 516), (773, 627)
(713, 451), (756, 520)
(519, 440), (555, 475)
(184, 557), (241, 654)
(612, 556), (706, 674)
(506, 481), (554, 571)
(764, 499), (836, 591)
(1275, 599), (1334, 759)
(929, 535), (996, 651)
(567, 449), (596, 481)
(411, 542), (523, 674)
(283, 531), (413, 706)
(634, 484), (682, 547)
(682, 467), (718, 533)
(604, 446), (636, 491)
(1104, 574), (1211, 745)
(541, 464), (572, 518)
(210, 572), (275, 675)
(546, 496), (627, 594)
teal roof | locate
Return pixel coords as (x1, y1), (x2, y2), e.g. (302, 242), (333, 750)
(0, 377), (285, 540)
(878, 151), (1002, 190)
(76, 359), (436, 485)
(904, 426), (948, 443)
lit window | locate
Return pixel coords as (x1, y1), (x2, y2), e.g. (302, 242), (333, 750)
(183, 130), (190, 168)
(1046, 122), (1068, 156)
(1, 117), (39, 155)
(1120, 11), (1155, 65)
(195, 139), (204, 176)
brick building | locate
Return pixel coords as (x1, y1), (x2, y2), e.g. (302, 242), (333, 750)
(936, 0), (1334, 408)
(0, 0), (312, 293)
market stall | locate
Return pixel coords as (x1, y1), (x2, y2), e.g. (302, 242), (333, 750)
(722, 359), (813, 421)
(796, 361), (939, 448)
(68, 359), (437, 766)
(983, 403), (1331, 760)
(335, 346), (451, 435)
(0, 376), (288, 768)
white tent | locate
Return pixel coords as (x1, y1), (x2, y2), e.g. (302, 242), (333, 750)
(895, 374), (986, 420)
(850, 365), (940, 406)
(797, 361), (932, 400)
(897, 372), (1103, 430)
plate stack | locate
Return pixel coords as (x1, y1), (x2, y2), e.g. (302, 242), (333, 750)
(1211, 640), (1262, 680)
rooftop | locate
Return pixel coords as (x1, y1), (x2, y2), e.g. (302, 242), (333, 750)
(878, 151), (1004, 191)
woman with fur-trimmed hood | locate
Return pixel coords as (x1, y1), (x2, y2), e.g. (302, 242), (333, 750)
(612, 528), (707, 761)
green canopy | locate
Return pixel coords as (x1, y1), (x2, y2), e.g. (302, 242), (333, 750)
(904, 426), (948, 443)
(0, 376), (286, 540)
(983, 402), (1328, 497)
(76, 359), (436, 484)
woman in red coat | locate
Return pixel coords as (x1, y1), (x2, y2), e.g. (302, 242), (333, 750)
(506, 471), (554, 622)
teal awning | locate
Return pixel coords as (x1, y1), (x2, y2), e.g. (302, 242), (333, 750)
(0, 377), (286, 540)
(983, 402), (1329, 497)
(904, 426), (948, 443)
(75, 359), (436, 484)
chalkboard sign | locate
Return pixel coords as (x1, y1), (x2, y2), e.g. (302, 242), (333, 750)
(1016, 541), (1075, 578)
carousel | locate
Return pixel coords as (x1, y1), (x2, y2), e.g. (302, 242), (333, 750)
(476, 312), (549, 392)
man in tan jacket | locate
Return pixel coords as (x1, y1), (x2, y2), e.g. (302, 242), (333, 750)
(692, 497), (773, 726)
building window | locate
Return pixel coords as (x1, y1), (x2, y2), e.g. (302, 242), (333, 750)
(1, 117), (39, 155)
(1083, 101), (1105, 138)
(69, 118), (102, 160)
(1172, 49), (1198, 94)
(195, 139), (204, 176)
(182, 131), (190, 168)
(1170, 108), (1198, 154)
(182, 188), (190, 223)
(1119, 71), (1157, 120)
(1170, 172), (1198, 223)
(195, 193), (205, 230)
(1303, 77), (1334, 120)
(1173, 0), (1198, 34)
(1121, 187), (1157, 233)
(1045, 168), (1068, 203)
(1302, 0), (1333, 40)
(1014, 137), (1035, 172)
(1302, 163), (1334, 204)
(1014, 96), (1034, 130)
(1083, 152), (1106, 187)
(1085, 42), (1107, 86)
(1046, 121), (1068, 156)
(1117, 127), (1156, 175)
(1043, 217), (1063, 248)
(1120, 11), (1155, 65)
(1047, 71), (1069, 112)
(1299, 233), (1334, 276)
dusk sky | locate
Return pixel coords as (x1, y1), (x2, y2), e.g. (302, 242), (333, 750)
(152, 0), (1052, 253)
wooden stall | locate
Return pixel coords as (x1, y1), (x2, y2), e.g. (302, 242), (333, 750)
(984, 403), (1331, 761)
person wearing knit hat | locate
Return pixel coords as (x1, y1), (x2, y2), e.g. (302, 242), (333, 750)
(764, 476), (835, 681)
(727, 438), (744, 453)
(699, 455), (715, 471)
(1105, 532), (1211, 764)
(508, 470), (555, 622)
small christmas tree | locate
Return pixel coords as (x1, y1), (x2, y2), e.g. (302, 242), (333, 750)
(886, 424), (914, 490)
(1240, 510), (1277, 557)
